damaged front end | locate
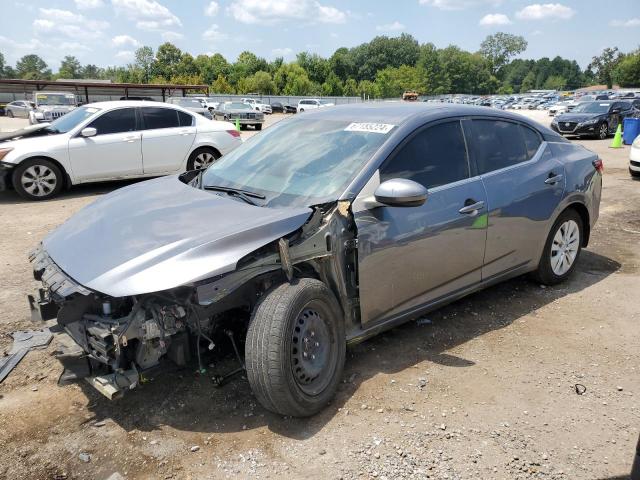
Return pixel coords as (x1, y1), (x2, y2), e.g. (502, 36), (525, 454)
(28, 201), (359, 400)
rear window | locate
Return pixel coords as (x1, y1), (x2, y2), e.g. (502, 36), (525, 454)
(472, 120), (528, 174)
(141, 107), (180, 129)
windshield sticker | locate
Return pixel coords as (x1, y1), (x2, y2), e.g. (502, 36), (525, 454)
(344, 122), (395, 134)
(599, 103), (610, 106)
(85, 107), (99, 113)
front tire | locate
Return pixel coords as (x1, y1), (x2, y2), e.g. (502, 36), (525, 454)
(246, 278), (345, 417)
(12, 158), (64, 201)
(630, 168), (640, 178)
(255, 124), (262, 131)
(533, 209), (583, 285)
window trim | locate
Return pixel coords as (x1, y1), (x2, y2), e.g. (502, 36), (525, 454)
(378, 118), (473, 191)
(466, 117), (544, 178)
(78, 106), (139, 138)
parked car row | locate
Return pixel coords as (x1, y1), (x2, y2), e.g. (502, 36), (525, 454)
(551, 100), (637, 139)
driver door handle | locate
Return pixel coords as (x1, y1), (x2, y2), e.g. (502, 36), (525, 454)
(123, 135), (139, 143)
(545, 173), (564, 185)
(459, 200), (485, 214)
(179, 129), (194, 136)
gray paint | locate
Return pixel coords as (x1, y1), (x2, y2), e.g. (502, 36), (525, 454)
(43, 175), (311, 297)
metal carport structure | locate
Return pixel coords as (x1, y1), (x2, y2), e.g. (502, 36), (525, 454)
(0, 79), (209, 103)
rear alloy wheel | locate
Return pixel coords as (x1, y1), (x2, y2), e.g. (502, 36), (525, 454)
(245, 278), (345, 417)
(187, 148), (220, 170)
(12, 159), (64, 200)
(597, 122), (609, 140)
(533, 209), (583, 285)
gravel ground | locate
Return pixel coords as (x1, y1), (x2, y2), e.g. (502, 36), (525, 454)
(0, 107), (638, 480)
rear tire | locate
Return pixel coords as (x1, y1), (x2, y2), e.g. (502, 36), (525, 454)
(12, 158), (64, 201)
(255, 124), (262, 131)
(597, 122), (609, 140)
(187, 147), (220, 170)
(245, 278), (345, 417)
(532, 209), (583, 285)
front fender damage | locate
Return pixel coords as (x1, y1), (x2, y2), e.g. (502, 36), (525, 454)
(29, 201), (360, 400)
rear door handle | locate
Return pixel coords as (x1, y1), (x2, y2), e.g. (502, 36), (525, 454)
(459, 200), (485, 214)
(123, 135), (139, 143)
(179, 129), (194, 136)
(545, 174), (564, 185)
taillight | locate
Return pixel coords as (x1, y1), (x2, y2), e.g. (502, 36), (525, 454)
(593, 158), (603, 173)
(226, 129), (241, 138)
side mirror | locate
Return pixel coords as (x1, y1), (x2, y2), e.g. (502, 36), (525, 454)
(373, 178), (428, 207)
(611, 108), (620, 114)
(80, 127), (97, 138)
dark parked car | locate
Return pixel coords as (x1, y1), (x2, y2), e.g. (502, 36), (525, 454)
(284, 103), (297, 113)
(28, 104), (602, 417)
(270, 101), (285, 113)
(212, 101), (264, 129)
(551, 100), (635, 139)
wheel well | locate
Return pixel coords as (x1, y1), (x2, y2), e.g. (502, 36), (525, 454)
(19, 156), (72, 189)
(190, 146), (221, 161)
(566, 203), (590, 247)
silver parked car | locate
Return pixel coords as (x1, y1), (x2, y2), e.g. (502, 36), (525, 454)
(5, 100), (35, 118)
(28, 104), (602, 417)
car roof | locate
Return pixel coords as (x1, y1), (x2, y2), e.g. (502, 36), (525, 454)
(302, 102), (552, 129)
(82, 100), (184, 109)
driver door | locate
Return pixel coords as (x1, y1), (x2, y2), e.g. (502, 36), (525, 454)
(353, 120), (488, 326)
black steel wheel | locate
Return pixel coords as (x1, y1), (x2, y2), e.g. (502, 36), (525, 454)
(245, 278), (345, 417)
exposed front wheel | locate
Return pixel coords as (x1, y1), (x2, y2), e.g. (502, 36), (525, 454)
(255, 123), (262, 131)
(533, 209), (583, 285)
(245, 278), (345, 417)
(12, 158), (64, 200)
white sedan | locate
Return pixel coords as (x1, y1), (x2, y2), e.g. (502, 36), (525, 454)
(0, 101), (241, 200)
(630, 134), (640, 178)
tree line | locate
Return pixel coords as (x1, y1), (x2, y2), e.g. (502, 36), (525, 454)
(0, 33), (638, 97)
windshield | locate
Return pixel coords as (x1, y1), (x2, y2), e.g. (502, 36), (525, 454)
(571, 102), (611, 114)
(46, 106), (100, 133)
(201, 117), (394, 207)
(177, 98), (203, 108)
(228, 102), (251, 110)
(36, 93), (76, 106)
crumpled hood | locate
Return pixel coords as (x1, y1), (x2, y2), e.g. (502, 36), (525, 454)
(556, 112), (603, 123)
(43, 176), (312, 297)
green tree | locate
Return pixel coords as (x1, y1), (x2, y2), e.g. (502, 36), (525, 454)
(211, 74), (234, 93)
(274, 63), (313, 95)
(613, 49), (640, 88)
(588, 47), (622, 88)
(0, 51), (6, 78)
(358, 79), (379, 99)
(134, 46), (154, 82)
(542, 75), (567, 90)
(15, 54), (50, 79)
(343, 78), (358, 96)
(351, 34), (420, 81)
(195, 53), (230, 84)
(81, 64), (103, 79)
(154, 42), (182, 79)
(231, 51), (268, 86)
(375, 65), (422, 98)
(322, 71), (343, 96)
(479, 32), (528, 76)
(329, 47), (355, 81)
(520, 71), (536, 93)
(297, 52), (330, 85)
(57, 56), (83, 79)
(176, 53), (199, 77)
(243, 70), (276, 94)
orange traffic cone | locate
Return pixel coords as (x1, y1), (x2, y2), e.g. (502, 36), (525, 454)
(610, 124), (623, 148)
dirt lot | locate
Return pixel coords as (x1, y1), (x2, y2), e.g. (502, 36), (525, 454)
(0, 108), (638, 480)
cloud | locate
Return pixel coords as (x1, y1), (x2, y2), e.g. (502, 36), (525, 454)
(419, 0), (502, 10)
(609, 18), (640, 27)
(202, 24), (229, 42)
(272, 47), (293, 57)
(376, 21), (405, 32)
(205, 1), (219, 16)
(115, 50), (135, 61)
(33, 8), (109, 40)
(516, 3), (575, 20)
(228, 0), (347, 25)
(162, 31), (184, 41)
(111, 34), (140, 47)
(111, 0), (182, 29)
(0, 35), (91, 65)
(479, 13), (511, 26)
(74, 0), (104, 9)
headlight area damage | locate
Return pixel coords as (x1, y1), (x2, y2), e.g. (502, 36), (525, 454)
(28, 201), (359, 401)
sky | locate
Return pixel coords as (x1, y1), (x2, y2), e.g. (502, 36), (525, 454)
(1, 0), (639, 71)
